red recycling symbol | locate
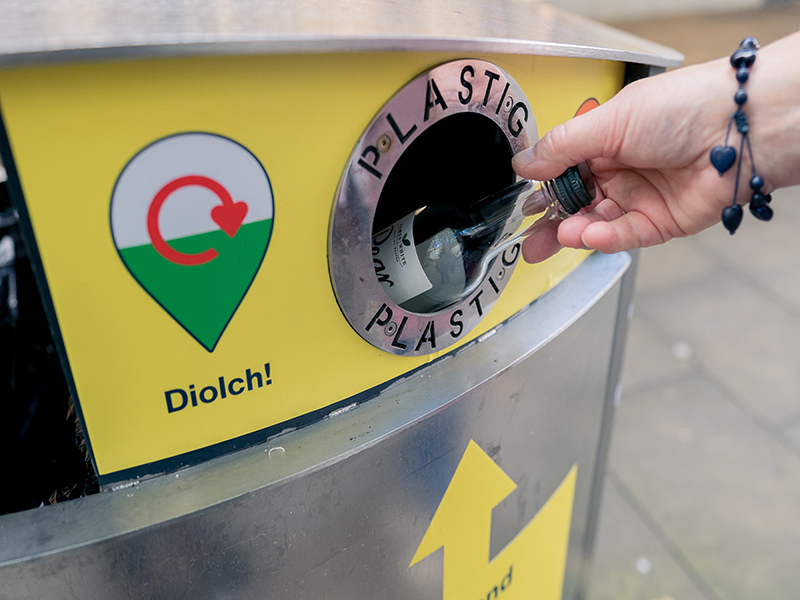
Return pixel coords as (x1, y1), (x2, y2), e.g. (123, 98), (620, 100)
(147, 175), (249, 266)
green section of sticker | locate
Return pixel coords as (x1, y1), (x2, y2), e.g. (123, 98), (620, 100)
(119, 219), (272, 351)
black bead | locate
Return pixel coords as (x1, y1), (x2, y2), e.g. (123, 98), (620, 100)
(734, 88), (748, 105)
(736, 67), (750, 83)
(751, 191), (767, 207)
(722, 204), (743, 234)
(750, 175), (764, 190)
(731, 47), (757, 68)
(741, 36), (760, 50)
(750, 202), (773, 221)
(765, 193), (772, 204)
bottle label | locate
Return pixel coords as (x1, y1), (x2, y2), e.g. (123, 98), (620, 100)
(372, 211), (432, 305)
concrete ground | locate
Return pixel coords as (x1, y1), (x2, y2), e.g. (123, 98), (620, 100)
(586, 4), (800, 600)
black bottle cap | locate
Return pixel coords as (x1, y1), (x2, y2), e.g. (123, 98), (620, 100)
(552, 163), (596, 215)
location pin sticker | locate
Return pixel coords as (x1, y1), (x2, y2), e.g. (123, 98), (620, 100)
(111, 133), (274, 351)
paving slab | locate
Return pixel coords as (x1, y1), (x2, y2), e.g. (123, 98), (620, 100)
(783, 420), (800, 452)
(587, 476), (711, 600)
(620, 314), (694, 394)
(634, 241), (716, 296)
(691, 186), (800, 320)
(608, 375), (800, 600)
(634, 268), (800, 422)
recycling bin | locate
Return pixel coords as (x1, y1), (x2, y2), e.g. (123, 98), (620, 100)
(0, 2), (682, 599)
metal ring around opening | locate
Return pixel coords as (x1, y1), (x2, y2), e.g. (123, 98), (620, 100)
(329, 59), (537, 356)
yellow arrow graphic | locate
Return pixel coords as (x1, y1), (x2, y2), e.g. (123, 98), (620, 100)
(410, 440), (577, 600)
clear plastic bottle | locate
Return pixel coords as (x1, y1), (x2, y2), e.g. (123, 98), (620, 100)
(371, 163), (596, 313)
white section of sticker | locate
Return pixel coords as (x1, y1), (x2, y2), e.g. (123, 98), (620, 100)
(111, 133), (273, 249)
(372, 211), (432, 305)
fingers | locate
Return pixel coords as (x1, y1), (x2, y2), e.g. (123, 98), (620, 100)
(520, 217), (563, 264)
(582, 214), (668, 253)
(522, 206), (667, 263)
(522, 199), (622, 263)
(557, 199), (676, 254)
(512, 102), (621, 181)
(556, 198), (624, 248)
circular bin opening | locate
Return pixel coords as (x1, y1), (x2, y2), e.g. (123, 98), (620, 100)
(372, 112), (514, 315)
(329, 58), (536, 356)
(372, 112), (514, 234)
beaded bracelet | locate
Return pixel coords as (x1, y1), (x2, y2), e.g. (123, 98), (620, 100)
(710, 37), (772, 234)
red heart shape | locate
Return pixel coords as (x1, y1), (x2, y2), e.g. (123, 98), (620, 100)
(211, 201), (248, 238)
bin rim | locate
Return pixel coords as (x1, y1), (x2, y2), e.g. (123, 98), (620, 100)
(0, 0), (684, 69)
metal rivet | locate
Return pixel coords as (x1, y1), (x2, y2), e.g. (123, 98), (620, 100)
(377, 134), (392, 152)
(503, 96), (514, 112)
(384, 321), (398, 336)
(497, 267), (506, 281)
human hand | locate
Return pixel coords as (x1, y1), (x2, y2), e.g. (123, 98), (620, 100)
(512, 32), (800, 263)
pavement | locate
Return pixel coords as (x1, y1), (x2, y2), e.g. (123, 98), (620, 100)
(586, 5), (800, 600)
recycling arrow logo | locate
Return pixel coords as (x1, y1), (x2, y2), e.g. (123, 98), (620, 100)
(410, 441), (577, 599)
(110, 133), (274, 352)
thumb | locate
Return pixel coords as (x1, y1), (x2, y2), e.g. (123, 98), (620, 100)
(512, 102), (619, 181)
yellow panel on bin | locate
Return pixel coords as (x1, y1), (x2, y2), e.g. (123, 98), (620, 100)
(0, 52), (623, 476)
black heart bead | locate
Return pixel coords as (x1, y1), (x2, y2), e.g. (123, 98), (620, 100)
(722, 204), (743, 234)
(750, 203), (774, 221)
(710, 146), (736, 174)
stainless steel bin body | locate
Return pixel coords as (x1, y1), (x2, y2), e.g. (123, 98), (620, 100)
(0, 2), (682, 598)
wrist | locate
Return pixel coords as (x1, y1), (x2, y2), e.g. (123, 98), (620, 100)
(744, 32), (800, 191)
